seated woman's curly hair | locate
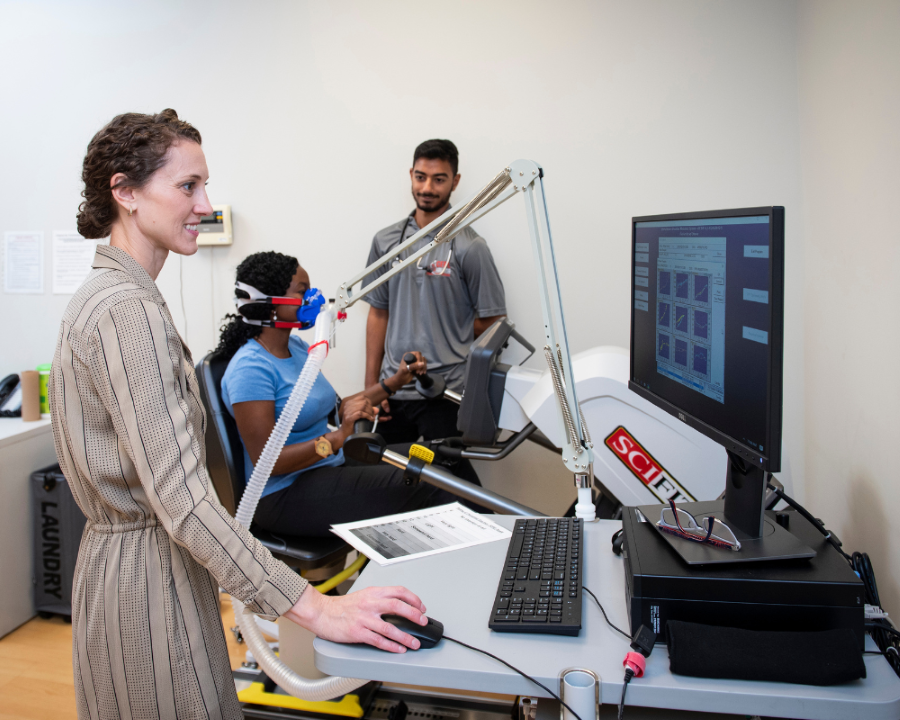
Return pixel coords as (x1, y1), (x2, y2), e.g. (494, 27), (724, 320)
(77, 109), (201, 239)
(215, 251), (300, 362)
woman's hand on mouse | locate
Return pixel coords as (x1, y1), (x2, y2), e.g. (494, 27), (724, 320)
(285, 584), (428, 653)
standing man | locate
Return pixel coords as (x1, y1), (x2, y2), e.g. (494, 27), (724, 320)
(364, 139), (506, 444)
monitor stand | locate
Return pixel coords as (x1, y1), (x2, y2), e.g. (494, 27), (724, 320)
(639, 452), (816, 565)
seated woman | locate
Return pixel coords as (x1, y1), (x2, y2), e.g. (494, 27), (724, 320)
(217, 251), (481, 536)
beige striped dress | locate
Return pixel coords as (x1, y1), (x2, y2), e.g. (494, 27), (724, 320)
(50, 245), (308, 720)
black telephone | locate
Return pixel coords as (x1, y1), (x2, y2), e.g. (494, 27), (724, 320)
(0, 374), (22, 417)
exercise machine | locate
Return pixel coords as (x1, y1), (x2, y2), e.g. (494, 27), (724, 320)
(230, 160), (729, 702)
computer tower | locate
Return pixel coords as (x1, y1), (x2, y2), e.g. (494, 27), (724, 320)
(31, 464), (86, 619)
(622, 505), (866, 648)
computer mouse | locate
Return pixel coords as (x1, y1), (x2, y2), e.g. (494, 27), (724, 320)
(382, 614), (444, 649)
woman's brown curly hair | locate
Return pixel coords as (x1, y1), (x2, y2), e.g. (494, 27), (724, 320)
(77, 109), (202, 239)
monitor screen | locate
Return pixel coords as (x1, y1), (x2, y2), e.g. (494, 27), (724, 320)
(629, 207), (784, 471)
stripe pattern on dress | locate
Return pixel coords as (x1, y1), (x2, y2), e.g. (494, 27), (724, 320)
(51, 245), (307, 720)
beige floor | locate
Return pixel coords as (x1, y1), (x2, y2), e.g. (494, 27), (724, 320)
(0, 594), (247, 720)
(0, 613), (76, 720)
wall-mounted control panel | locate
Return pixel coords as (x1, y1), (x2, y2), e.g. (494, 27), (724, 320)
(196, 204), (233, 246)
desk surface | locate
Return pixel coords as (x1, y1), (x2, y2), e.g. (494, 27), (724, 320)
(315, 517), (900, 720)
(0, 416), (52, 449)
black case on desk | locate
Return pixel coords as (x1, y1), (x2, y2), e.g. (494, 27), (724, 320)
(31, 464), (86, 618)
(622, 506), (866, 649)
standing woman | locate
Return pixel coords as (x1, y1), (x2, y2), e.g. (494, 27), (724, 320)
(51, 110), (428, 720)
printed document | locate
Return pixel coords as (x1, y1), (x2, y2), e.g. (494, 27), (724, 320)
(53, 232), (97, 294)
(4, 231), (44, 294)
(331, 503), (511, 566)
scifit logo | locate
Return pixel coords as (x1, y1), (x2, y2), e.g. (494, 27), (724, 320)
(604, 426), (696, 503)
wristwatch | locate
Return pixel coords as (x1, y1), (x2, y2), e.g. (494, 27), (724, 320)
(314, 436), (333, 458)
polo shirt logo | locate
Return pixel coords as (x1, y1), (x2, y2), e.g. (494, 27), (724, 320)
(426, 261), (452, 277)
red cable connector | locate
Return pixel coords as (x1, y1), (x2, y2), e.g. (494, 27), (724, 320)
(623, 651), (645, 678)
(619, 625), (655, 719)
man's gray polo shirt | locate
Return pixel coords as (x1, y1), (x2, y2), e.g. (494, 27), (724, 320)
(364, 212), (506, 399)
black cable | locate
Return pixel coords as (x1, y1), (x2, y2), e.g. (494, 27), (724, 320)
(766, 483), (900, 679)
(852, 551), (880, 606)
(867, 623), (900, 641)
(866, 619), (900, 674)
(442, 636), (583, 720)
(766, 483), (851, 561)
(617, 668), (634, 720)
(582, 586), (631, 640)
(865, 646), (900, 657)
(583, 587), (652, 719)
(854, 548), (900, 676)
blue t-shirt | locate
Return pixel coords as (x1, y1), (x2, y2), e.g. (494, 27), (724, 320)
(221, 335), (344, 497)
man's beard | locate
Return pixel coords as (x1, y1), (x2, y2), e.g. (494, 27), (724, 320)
(413, 189), (451, 214)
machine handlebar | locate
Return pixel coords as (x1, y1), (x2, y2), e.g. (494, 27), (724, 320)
(403, 352), (445, 399)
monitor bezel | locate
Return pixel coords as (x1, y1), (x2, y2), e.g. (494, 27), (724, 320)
(628, 206), (784, 472)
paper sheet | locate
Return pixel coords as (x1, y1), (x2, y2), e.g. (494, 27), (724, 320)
(330, 502), (512, 566)
(4, 231), (44, 294)
(52, 232), (97, 294)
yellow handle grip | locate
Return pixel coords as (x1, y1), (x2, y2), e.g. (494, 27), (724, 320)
(409, 444), (435, 464)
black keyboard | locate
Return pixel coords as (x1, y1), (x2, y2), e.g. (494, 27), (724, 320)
(488, 517), (583, 636)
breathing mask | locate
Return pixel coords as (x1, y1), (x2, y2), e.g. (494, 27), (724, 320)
(235, 281), (326, 329)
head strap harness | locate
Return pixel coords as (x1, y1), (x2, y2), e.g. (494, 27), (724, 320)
(234, 281), (325, 329)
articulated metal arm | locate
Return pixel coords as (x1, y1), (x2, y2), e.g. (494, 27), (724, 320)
(334, 161), (595, 483)
(511, 160), (595, 479)
(335, 168), (517, 311)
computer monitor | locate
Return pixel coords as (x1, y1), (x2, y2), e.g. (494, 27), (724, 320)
(628, 207), (811, 562)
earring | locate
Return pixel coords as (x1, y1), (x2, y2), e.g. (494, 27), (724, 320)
(128, 207), (135, 216)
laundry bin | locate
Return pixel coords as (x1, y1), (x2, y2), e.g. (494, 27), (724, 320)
(31, 464), (86, 619)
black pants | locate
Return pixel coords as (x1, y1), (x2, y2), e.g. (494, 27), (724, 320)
(377, 397), (462, 444)
(377, 397), (480, 491)
(254, 443), (482, 537)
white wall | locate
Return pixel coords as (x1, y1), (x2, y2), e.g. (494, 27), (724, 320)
(0, 0), (805, 514)
(797, 0), (900, 612)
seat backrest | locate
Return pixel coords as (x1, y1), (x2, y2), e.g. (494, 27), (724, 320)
(195, 352), (246, 517)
